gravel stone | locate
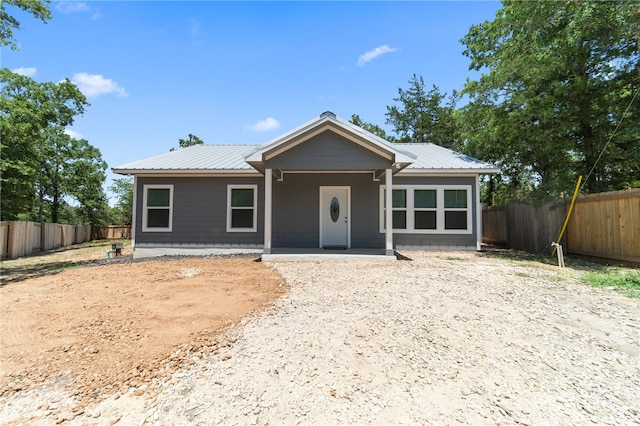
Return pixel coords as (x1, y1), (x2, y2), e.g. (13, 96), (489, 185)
(1, 250), (639, 425)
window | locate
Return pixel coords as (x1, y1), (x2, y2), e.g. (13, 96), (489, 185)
(444, 189), (468, 230)
(382, 189), (409, 229)
(414, 189), (437, 230)
(391, 189), (407, 229)
(380, 185), (472, 234)
(227, 185), (257, 232)
(142, 185), (173, 232)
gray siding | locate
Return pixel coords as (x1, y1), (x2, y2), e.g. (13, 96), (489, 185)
(265, 131), (392, 171)
(391, 175), (478, 248)
(135, 177), (264, 245)
(272, 173), (383, 248)
(134, 174), (479, 250)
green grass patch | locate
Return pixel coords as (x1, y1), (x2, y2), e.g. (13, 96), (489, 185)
(445, 256), (465, 261)
(582, 270), (640, 298)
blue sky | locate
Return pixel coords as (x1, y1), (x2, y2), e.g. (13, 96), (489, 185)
(4, 0), (501, 202)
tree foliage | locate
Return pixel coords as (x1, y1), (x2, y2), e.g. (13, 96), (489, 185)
(171, 133), (205, 151)
(0, 0), (51, 50)
(385, 74), (464, 151)
(460, 0), (640, 202)
(109, 177), (134, 225)
(1, 69), (109, 224)
(349, 114), (392, 141)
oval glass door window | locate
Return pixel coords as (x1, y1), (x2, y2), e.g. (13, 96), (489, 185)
(330, 197), (340, 222)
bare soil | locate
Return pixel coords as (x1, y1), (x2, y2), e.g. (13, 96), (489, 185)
(1, 245), (638, 425)
(0, 243), (287, 407)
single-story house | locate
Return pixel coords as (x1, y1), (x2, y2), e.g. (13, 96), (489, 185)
(112, 112), (499, 259)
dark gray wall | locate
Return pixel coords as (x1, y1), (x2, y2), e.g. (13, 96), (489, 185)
(134, 174), (479, 249)
(135, 176), (264, 245)
(265, 131), (392, 171)
(272, 173), (384, 248)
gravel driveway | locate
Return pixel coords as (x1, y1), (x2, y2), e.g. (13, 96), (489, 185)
(5, 250), (640, 425)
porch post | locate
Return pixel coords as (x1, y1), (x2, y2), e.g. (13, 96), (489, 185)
(131, 175), (137, 250)
(264, 168), (272, 254)
(385, 168), (394, 256)
(475, 174), (482, 251)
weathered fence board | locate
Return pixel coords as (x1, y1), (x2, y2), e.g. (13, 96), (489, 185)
(6, 221), (38, 258)
(482, 207), (507, 245)
(0, 222), (9, 259)
(93, 225), (131, 240)
(59, 224), (75, 247)
(483, 203), (566, 254)
(1, 222), (106, 259)
(484, 188), (640, 264)
(77, 225), (91, 243)
(43, 223), (58, 251)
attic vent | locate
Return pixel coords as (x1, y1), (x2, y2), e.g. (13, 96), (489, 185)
(320, 111), (336, 119)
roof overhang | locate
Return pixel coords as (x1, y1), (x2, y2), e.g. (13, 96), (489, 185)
(111, 168), (259, 176)
(245, 113), (414, 173)
(400, 167), (501, 175)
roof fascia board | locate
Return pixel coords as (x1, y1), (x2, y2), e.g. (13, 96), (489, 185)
(399, 168), (500, 175)
(112, 169), (260, 176)
(281, 170), (378, 174)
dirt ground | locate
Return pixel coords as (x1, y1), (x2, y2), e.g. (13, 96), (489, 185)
(0, 243), (287, 408)
(2, 244), (638, 425)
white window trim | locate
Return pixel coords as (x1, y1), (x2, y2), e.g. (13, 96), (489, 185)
(379, 185), (472, 234)
(227, 184), (258, 232)
(142, 184), (174, 232)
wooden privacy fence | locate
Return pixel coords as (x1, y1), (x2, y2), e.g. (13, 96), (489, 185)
(0, 222), (131, 259)
(565, 189), (640, 264)
(92, 225), (132, 240)
(483, 188), (640, 265)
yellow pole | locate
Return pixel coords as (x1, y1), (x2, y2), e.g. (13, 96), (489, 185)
(551, 175), (582, 257)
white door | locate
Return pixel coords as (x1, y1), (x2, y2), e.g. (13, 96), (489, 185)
(320, 187), (350, 248)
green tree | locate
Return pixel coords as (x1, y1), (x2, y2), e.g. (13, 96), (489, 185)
(0, 0), (51, 50)
(0, 68), (89, 220)
(350, 114), (393, 141)
(34, 127), (109, 224)
(385, 74), (463, 151)
(461, 0), (640, 202)
(109, 177), (134, 225)
(170, 133), (205, 151)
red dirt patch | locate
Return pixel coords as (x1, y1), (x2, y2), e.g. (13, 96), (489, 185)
(0, 256), (287, 403)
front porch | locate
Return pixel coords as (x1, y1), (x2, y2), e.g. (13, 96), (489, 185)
(261, 247), (398, 262)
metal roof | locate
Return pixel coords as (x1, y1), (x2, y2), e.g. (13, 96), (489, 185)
(112, 144), (261, 174)
(391, 143), (499, 173)
(112, 113), (499, 175)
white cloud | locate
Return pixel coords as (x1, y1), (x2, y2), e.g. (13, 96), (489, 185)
(247, 118), (280, 133)
(56, 1), (90, 13)
(56, 2), (100, 19)
(65, 129), (84, 139)
(357, 45), (398, 67)
(11, 67), (37, 77)
(71, 73), (128, 98)
(189, 18), (201, 35)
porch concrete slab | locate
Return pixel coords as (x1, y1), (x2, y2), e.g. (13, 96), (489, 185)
(261, 248), (397, 262)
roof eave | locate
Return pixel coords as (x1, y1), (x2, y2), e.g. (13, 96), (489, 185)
(111, 168), (260, 176)
(400, 167), (501, 175)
